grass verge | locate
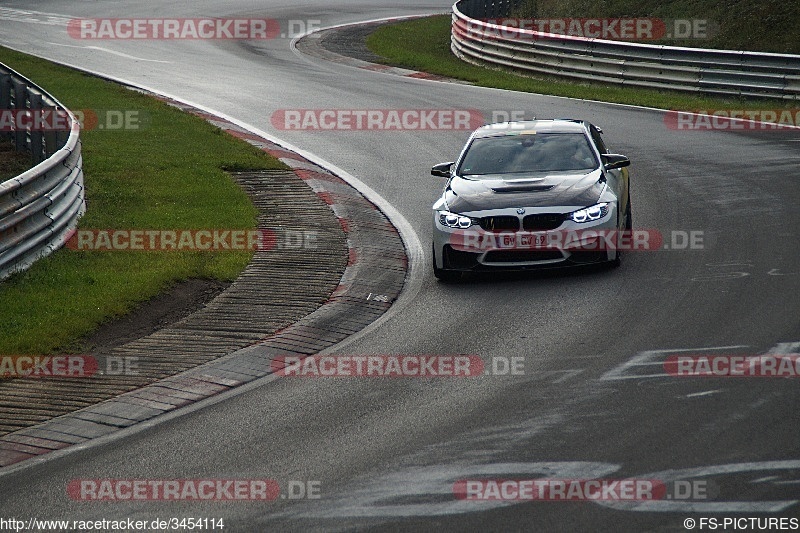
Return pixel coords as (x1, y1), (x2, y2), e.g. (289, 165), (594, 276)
(512, 0), (800, 55)
(366, 16), (790, 111)
(0, 140), (31, 181)
(0, 46), (287, 354)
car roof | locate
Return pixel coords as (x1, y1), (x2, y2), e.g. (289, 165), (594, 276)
(472, 119), (589, 138)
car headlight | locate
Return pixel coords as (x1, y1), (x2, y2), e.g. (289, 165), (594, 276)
(438, 211), (475, 229)
(569, 203), (610, 223)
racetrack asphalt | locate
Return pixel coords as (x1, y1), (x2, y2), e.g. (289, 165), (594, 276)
(0, 2), (798, 531)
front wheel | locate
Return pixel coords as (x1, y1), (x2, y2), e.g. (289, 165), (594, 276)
(612, 200), (632, 268)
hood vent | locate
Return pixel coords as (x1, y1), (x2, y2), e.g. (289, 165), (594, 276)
(490, 183), (555, 193)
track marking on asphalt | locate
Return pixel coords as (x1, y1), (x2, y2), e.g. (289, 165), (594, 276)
(685, 389), (722, 398)
(753, 476), (781, 483)
(281, 462), (620, 518)
(601, 341), (800, 382)
(766, 342), (800, 354)
(689, 262), (800, 281)
(768, 268), (800, 276)
(599, 345), (748, 381)
(690, 272), (750, 281)
(0, 7), (70, 26)
(535, 369), (585, 383)
(598, 461), (800, 513)
(650, 268), (798, 283)
(45, 42), (172, 63)
(277, 460), (800, 519)
(704, 261), (754, 267)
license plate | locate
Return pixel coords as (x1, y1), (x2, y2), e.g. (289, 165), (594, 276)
(518, 234), (547, 248)
(498, 233), (547, 249)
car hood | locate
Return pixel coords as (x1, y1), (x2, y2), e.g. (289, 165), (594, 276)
(445, 170), (605, 213)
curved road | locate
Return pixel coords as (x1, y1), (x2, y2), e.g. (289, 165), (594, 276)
(1, 1), (799, 531)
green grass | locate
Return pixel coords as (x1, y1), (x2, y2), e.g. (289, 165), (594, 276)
(0, 140), (31, 181)
(513, 0), (800, 54)
(366, 15), (791, 111)
(0, 46), (287, 354)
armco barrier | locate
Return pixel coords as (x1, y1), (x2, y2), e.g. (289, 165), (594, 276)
(452, 0), (800, 100)
(0, 63), (85, 280)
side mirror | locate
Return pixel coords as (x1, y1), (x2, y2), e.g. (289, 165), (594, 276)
(431, 162), (454, 178)
(602, 154), (630, 171)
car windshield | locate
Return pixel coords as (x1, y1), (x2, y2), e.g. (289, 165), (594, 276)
(457, 132), (599, 176)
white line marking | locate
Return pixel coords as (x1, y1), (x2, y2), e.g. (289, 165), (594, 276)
(600, 346), (749, 381)
(602, 342), (800, 382)
(686, 389), (722, 398)
(766, 342), (800, 355)
(599, 461), (800, 513)
(752, 476), (780, 483)
(45, 42), (171, 63)
(550, 369), (585, 383)
(704, 261), (753, 267)
(0, 7), (70, 26)
(288, 462), (619, 518)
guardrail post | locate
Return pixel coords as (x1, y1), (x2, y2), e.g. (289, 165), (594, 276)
(28, 90), (44, 164)
(12, 79), (27, 153)
(56, 110), (69, 148)
(0, 73), (10, 143)
(43, 105), (58, 159)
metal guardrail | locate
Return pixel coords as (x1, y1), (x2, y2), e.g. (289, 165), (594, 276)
(452, 0), (800, 100)
(0, 63), (85, 280)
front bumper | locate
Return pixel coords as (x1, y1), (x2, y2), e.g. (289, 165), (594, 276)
(432, 205), (620, 271)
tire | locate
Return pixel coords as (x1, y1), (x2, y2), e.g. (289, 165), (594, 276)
(625, 197), (633, 230)
(612, 199), (632, 268)
(433, 244), (461, 282)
